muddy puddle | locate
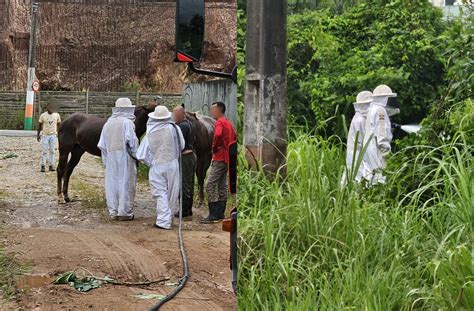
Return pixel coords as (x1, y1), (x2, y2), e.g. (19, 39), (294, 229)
(16, 274), (54, 290)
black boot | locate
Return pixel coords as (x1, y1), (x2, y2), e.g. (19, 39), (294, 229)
(175, 198), (193, 218)
(40, 166), (45, 172)
(217, 201), (227, 219)
(200, 202), (221, 224)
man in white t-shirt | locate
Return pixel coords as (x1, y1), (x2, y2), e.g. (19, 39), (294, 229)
(37, 103), (61, 172)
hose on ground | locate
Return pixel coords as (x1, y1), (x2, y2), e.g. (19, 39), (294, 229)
(149, 122), (189, 311)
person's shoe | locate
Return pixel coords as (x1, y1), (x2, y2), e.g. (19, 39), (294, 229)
(154, 224), (171, 230)
(109, 215), (118, 220)
(117, 214), (134, 221)
(49, 166), (55, 171)
(217, 201), (227, 219)
(175, 198), (194, 218)
(200, 202), (221, 224)
(40, 166), (45, 172)
(174, 211), (193, 218)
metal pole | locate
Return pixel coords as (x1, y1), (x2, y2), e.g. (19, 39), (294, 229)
(24, 0), (39, 130)
(244, 0), (288, 176)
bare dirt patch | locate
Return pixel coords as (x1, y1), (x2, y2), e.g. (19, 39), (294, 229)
(0, 136), (235, 310)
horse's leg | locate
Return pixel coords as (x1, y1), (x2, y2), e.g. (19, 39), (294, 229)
(62, 145), (86, 203)
(57, 142), (72, 204)
(196, 152), (212, 208)
(57, 152), (69, 203)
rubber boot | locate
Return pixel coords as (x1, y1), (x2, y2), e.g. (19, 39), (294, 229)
(217, 201), (227, 220)
(175, 198), (193, 218)
(40, 166), (45, 172)
(200, 202), (221, 224)
(49, 166), (55, 172)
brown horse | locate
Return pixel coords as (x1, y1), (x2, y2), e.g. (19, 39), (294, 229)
(57, 105), (215, 207)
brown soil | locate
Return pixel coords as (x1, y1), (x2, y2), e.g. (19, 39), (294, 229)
(0, 136), (235, 311)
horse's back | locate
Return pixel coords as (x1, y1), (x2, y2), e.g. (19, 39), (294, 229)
(58, 112), (106, 156)
(186, 112), (214, 156)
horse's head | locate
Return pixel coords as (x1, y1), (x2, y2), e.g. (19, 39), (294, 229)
(134, 102), (157, 138)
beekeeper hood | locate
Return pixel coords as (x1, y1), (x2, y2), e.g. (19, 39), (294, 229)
(372, 84), (397, 109)
(354, 91), (372, 115)
(146, 105), (173, 134)
(110, 98), (136, 121)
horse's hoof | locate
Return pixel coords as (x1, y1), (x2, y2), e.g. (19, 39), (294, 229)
(64, 197), (71, 203)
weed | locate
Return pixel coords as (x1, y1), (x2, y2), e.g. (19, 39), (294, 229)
(238, 131), (473, 310)
(0, 250), (24, 300)
(73, 181), (107, 211)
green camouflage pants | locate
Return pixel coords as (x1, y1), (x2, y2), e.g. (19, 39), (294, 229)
(206, 160), (228, 203)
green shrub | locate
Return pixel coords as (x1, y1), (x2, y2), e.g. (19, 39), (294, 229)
(287, 1), (446, 135)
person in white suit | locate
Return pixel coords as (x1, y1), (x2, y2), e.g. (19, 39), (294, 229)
(137, 106), (184, 230)
(344, 91), (372, 183)
(98, 98), (139, 220)
(363, 85), (397, 185)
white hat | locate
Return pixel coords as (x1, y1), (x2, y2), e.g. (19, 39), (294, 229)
(148, 105), (172, 120)
(355, 91), (373, 104)
(115, 98), (135, 108)
(373, 85), (397, 97)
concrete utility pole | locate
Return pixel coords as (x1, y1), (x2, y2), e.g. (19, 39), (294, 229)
(24, 0), (39, 130)
(244, 0), (288, 175)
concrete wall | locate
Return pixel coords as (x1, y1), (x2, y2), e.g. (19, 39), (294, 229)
(429, 0), (462, 6)
(182, 79), (237, 125)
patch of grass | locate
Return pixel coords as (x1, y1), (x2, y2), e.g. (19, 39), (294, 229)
(137, 163), (149, 182)
(238, 131), (473, 310)
(0, 190), (6, 202)
(74, 181), (107, 211)
(1, 153), (17, 160)
(0, 249), (24, 299)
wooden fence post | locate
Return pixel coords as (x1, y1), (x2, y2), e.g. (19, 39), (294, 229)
(85, 89), (89, 114)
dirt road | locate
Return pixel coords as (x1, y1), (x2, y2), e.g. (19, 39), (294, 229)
(0, 136), (235, 310)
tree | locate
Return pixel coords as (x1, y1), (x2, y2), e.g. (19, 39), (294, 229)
(287, 0), (447, 135)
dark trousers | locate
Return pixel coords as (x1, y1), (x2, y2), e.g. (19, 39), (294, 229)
(182, 152), (196, 215)
(206, 160), (228, 203)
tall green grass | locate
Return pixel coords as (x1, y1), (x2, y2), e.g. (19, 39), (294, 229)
(238, 131), (473, 310)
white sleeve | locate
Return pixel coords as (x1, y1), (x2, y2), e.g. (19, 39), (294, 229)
(137, 137), (152, 167)
(97, 125), (107, 166)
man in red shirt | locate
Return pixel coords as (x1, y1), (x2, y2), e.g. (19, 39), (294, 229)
(201, 102), (237, 223)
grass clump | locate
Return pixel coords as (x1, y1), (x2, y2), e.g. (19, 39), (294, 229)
(0, 249), (24, 300)
(238, 131), (473, 310)
(74, 181), (107, 211)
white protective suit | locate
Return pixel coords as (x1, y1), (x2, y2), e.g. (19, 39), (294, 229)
(137, 119), (184, 229)
(97, 107), (139, 218)
(346, 102), (370, 183)
(363, 96), (393, 185)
